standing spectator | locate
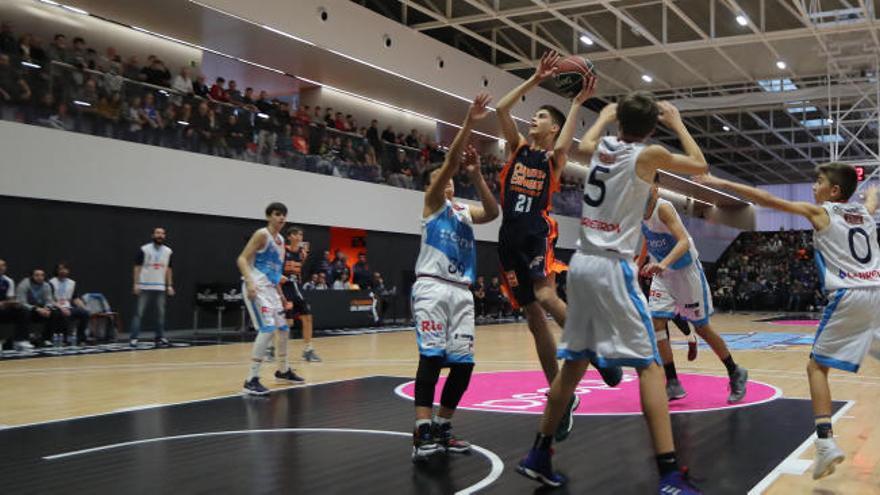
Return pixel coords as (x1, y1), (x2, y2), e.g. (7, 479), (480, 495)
(46, 34), (68, 63)
(327, 250), (348, 283)
(388, 148), (415, 189)
(333, 112), (347, 131)
(366, 119), (381, 152)
(405, 129), (420, 148)
(485, 276), (503, 319)
(70, 37), (87, 66)
(122, 55), (141, 81)
(311, 105), (323, 125)
(0, 259), (30, 350)
(17, 268), (67, 347)
(48, 262), (90, 344)
(192, 74), (209, 98)
(352, 253), (371, 290)
(189, 101), (214, 153)
(381, 124), (395, 143)
(129, 227), (174, 347)
(226, 80), (242, 104)
(323, 107), (335, 128)
(0, 23), (16, 56)
(209, 77), (228, 102)
(292, 125), (309, 154)
(171, 67), (193, 105)
(124, 95), (145, 142)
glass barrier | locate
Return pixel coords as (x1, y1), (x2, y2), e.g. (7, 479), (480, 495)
(1, 59), (583, 217)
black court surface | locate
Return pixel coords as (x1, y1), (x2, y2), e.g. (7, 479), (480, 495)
(0, 376), (843, 494)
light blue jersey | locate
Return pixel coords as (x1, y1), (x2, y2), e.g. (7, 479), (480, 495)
(415, 201), (476, 285)
(641, 198), (696, 270)
(252, 228), (285, 285)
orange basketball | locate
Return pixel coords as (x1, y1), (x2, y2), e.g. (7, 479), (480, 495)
(554, 56), (595, 97)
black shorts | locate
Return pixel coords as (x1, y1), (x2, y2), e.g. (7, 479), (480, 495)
(497, 217), (565, 309)
(282, 282), (311, 319)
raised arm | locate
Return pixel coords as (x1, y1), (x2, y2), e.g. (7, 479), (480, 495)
(462, 146), (499, 224)
(641, 203), (690, 277)
(578, 103), (616, 157)
(696, 175), (830, 230)
(424, 93), (491, 217)
(496, 51), (560, 152)
(637, 102), (707, 178)
(237, 230), (268, 300)
(552, 76), (597, 178)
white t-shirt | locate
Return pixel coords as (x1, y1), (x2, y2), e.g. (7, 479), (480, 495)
(49, 277), (76, 309)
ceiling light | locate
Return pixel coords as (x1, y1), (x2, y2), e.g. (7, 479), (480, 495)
(579, 34), (594, 46)
(723, 125), (731, 131)
(776, 60), (787, 70)
(827, 118), (834, 124)
(37, 0), (60, 5)
(736, 15), (749, 26)
(641, 74), (653, 83)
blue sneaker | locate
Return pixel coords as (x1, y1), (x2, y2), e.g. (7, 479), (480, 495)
(516, 448), (566, 487)
(554, 394), (580, 442)
(242, 377), (269, 396)
(658, 468), (702, 494)
(596, 364), (623, 387)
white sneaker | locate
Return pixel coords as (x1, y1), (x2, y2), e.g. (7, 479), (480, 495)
(13, 340), (34, 351)
(813, 437), (845, 479)
(129, 339), (139, 347)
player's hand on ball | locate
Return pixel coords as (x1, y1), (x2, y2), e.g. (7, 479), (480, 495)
(467, 93), (492, 122)
(575, 75), (597, 104)
(535, 50), (560, 81)
(640, 263), (666, 277)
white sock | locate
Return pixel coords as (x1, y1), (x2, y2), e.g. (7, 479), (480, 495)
(415, 419), (432, 429)
(248, 332), (274, 379)
(304, 342), (313, 351)
(277, 330), (290, 373)
(248, 360), (261, 380)
(434, 416), (450, 426)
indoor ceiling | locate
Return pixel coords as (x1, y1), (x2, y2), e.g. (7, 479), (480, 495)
(357, 0), (880, 184)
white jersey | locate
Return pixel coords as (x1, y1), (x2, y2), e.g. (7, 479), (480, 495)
(578, 136), (652, 258)
(49, 277), (76, 309)
(415, 201), (476, 285)
(641, 198), (699, 270)
(137, 243), (173, 291)
(814, 202), (880, 291)
(251, 228), (285, 285)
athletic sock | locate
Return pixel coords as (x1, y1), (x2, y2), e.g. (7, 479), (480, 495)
(664, 362), (678, 381)
(433, 416), (450, 426)
(533, 433), (553, 451)
(815, 416), (833, 439)
(656, 451), (679, 476)
(304, 342), (314, 351)
(722, 355), (737, 376)
(415, 418), (432, 431)
(248, 360), (261, 380)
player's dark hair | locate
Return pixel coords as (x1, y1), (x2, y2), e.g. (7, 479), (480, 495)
(285, 225), (303, 237)
(265, 202), (288, 216)
(539, 105), (566, 138)
(816, 162), (858, 201)
(618, 91), (659, 140)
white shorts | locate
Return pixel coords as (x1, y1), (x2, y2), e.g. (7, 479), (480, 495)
(813, 287), (880, 373)
(648, 261), (713, 327)
(243, 279), (288, 333)
(411, 277), (475, 364)
(559, 252), (660, 368)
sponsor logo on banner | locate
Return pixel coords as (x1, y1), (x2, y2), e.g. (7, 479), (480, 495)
(349, 298), (374, 312)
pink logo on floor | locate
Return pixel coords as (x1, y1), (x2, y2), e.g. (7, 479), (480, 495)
(395, 370), (780, 415)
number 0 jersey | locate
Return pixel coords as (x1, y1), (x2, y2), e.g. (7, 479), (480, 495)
(814, 202), (880, 291)
(579, 136), (652, 258)
(415, 201), (476, 285)
(499, 144), (559, 224)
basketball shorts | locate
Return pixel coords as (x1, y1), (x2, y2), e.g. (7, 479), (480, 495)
(497, 218), (566, 308)
(558, 252), (661, 368)
(812, 287), (880, 373)
(282, 281), (311, 319)
(411, 277), (475, 364)
(243, 279), (288, 333)
(647, 261), (714, 327)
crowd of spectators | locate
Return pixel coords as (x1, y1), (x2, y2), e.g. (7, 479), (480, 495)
(0, 23), (585, 217)
(711, 230), (825, 312)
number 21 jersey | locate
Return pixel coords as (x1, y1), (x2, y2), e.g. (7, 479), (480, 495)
(499, 144), (559, 224)
(814, 202), (880, 291)
(579, 136), (652, 258)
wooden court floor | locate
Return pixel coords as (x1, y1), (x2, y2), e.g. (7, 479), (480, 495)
(0, 313), (878, 494)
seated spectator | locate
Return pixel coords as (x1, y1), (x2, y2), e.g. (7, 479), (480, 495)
(46, 33), (68, 63)
(0, 53), (32, 120)
(17, 267), (67, 347)
(0, 23), (16, 56)
(334, 111), (347, 131)
(311, 105), (323, 125)
(292, 125), (309, 154)
(302, 273), (320, 291)
(209, 77), (228, 102)
(332, 270), (353, 290)
(220, 113), (247, 158)
(171, 67), (193, 104)
(313, 272), (329, 290)
(381, 124), (395, 143)
(472, 276), (486, 318)
(352, 253), (371, 290)
(485, 276), (503, 319)
(192, 74), (209, 98)
(388, 148), (415, 189)
(0, 259), (30, 350)
(405, 128), (420, 148)
(241, 87), (257, 111)
(48, 262), (90, 344)
(141, 92), (163, 144)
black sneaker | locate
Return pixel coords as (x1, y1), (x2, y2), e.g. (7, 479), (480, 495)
(553, 394), (580, 442)
(412, 423), (441, 462)
(274, 368), (305, 383)
(727, 366), (748, 403)
(242, 377), (269, 396)
(433, 422), (471, 453)
(155, 338), (171, 348)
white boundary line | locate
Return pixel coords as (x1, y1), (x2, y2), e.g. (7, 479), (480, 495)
(2, 375), (380, 430)
(393, 369), (783, 416)
(42, 427), (503, 495)
(747, 400), (855, 495)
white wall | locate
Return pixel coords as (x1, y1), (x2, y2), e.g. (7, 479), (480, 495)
(755, 183), (814, 231)
(0, 120), (583, 248)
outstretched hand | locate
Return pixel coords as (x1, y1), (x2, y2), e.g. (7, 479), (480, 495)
(575, 75), (597, 104)
(534, 50), (561, 81)
(657, 101), (683, 128)
(467, 92), (492, 123)
(463, 144), (481, 176)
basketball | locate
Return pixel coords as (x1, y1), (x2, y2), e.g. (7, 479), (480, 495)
(554, 56), (595, 97)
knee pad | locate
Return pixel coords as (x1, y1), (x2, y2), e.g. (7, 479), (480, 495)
(414, 356), (444, 408)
